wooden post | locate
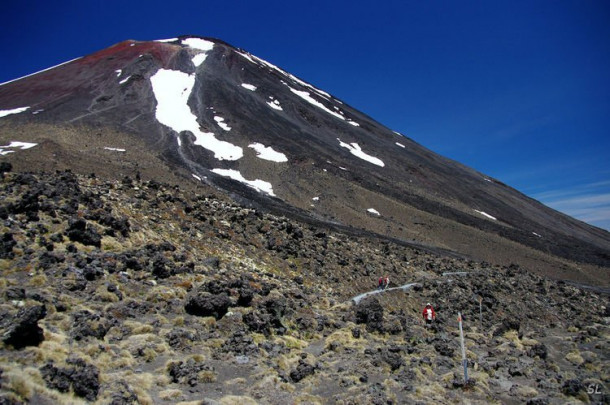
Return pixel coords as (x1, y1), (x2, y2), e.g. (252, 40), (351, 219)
(458, 312), (468, 383)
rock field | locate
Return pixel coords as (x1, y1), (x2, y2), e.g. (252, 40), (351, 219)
(0, 168), (608, 404)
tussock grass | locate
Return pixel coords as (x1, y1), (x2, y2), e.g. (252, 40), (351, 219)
(159, 389), (184, 401)
(565, 351), (584, 366)
(198, 369), (216, 383)
(276, 335), (308, 350)
(414, 381), (445, 401)
(94, 285), (120, 302)
(219, 396), (259, 405)
(28, 273), (48, 287)
(274, 353), (300, 372)
(325, 328), (365, 352)
(101, 236), (123, 252)
(293, 393), (324, 404)
(123, 320), (155, 335)
(503, 330), (525, 350)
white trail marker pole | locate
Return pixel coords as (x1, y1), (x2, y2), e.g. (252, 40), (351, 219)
(458, 312), (468, 383)
(478, 296), (483, 331)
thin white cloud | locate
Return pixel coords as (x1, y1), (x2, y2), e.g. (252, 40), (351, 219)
(534, 183), (610, 231)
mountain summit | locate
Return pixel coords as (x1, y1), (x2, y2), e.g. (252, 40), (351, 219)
(0, 35), (608, 285)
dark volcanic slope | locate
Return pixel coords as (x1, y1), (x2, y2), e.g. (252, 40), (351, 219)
(0, 35), (608, 285)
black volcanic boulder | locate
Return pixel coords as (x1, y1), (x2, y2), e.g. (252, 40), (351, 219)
(355, 297), (384, 333)
(66, 218), (102, 247)
(71, 310), (112, 341)
(0, 233), (17, 259)
(40, 358), (99, 401)
(0, 161), (12, 176)
(185, 292), (232, 320)
(290, 359), (316, 382)
(528, 343), (548, 360)
(562, 378), (585, 397)
(2, 305), (47, 349)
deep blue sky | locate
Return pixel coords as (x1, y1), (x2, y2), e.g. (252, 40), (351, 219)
(2, 0), (609, 231)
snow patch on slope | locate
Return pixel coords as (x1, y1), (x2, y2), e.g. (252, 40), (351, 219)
(182, 38), (214, 52)
(241, 83), (257, 91)
(248, 143), (288, 162)
(0, 141), (37, 155)
(474, 210), (497, 220)
(182, 38), (215, 67)
(211, 169), (275, 196)
(367, 208), (381, 216)
(214, 116), (231, 132)
(150, 68), (242, 160)
(267, 97), (283, 111)
(337, 139), (385, 167)
(289, 87), (345, 120)
(0, 107), (30, 118)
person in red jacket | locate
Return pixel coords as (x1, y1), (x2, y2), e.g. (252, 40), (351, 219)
(422, 303), (436, 325)
(378, 277), (384, 290)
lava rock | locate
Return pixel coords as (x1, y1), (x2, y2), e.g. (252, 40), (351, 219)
(243, 310), (273, 335)
(71, 310), (112, 341)
(0, 233), (17, 259)
(290, 359), (316, 382)
(168, 358), (214, 386)
(184, 292), (232, 319)
(562, 379), (585, 397)
(2, 305), (47, 349)
(355, 297), (384, 333)
(222, 330), (259, 355)
(528, 343), (548, 360)
(166, 328), (199, 349)
(40, 358), (99, 401)
(66, 218), (102, 247)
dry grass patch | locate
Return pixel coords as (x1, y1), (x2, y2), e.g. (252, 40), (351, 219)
(565, 351), (584, 366)
(101, 236), (123, 252)
(276, 335), (308, 351)
(325, 328), (366, 352)
(123, 320), (155, 335)
(294, 393), (325, 404)
(219, 396), (259, 405)
(159, 388), (184, 401)
(28, 273), (48, 287)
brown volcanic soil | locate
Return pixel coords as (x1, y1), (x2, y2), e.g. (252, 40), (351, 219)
(0, 169), (608, 404)
(1, 122), (608, 288)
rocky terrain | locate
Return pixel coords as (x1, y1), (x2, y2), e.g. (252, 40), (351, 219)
(0, 167), (608, 404)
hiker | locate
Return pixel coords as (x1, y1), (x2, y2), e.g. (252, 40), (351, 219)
(378, 277), (384, 290)
(383, 275), (390, 290)
(422, 303), (436, 325)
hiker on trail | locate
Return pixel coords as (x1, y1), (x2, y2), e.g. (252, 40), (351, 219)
(384, 275), (390, 290)
(422, 303), (436, 325)
(378, 277), (384, 290)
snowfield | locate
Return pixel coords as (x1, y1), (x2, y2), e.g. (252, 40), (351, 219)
(0, 141), (38, 155)
(474, 210), (497, 220)
(241, 83), (257, 91)
(248, 143), (288, 162)
(337, 139), (385, 167)
(211, 168), (275, 196)
(150, 69), (243, 160)
(0, 107), (30, 118)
